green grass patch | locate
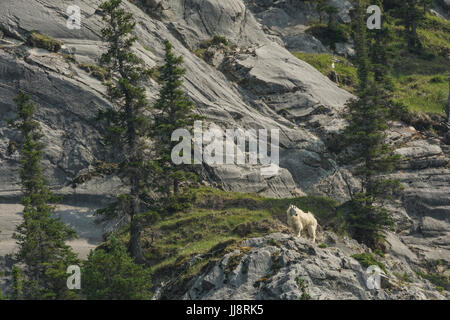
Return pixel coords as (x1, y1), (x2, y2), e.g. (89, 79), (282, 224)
(78, 63), (110, 82)
(385, 14), (448, 115)
(392, 73), (448, 115)
(393, 272), (413, 283)
(293, 13), (449, 116)
(27, 31), (62, 52)
(351, 252), (387, 273)
(199, 35), (229, 48)
(292, 52), (357, 92)
(146, 186), (340, 283)
(418, 13), (450, 57)
(416, 271), (449, 291)
(305, 23), (350, 50)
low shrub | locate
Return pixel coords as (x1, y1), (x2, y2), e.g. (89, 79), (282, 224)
(27, 31), (62, 52)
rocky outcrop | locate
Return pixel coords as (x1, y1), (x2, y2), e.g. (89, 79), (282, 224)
(157, 233), (446, 300)
(244, 0), (353, 53)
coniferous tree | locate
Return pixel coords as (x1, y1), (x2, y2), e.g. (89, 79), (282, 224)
(9, 91), (79, 299)
(11, 266), (23, 300)
(351, 0), (371, 89)
(399, 0), (426, 51)
(82, 237), (152, 300)
(367, 1), (409, 119)
(342, 1), (403, 249)
(313, 0), (330, 23)
(447, 74), (450, 124)
(96, 0), (155, 263)
(153, 40), (200, 200)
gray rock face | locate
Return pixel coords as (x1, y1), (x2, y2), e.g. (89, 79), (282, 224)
(0, 0), (449, 300)
(0, 0), (355, 200)
(176, 233), (445, 300)
(244, 0), (353, 53)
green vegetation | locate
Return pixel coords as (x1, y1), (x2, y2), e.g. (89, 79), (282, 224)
(335, 0), (403, 250)
(306, 23), (350, 50)
(393, 272), (413, 283)
(11, 266), (23, 300)
(143, 187), (339, 282)
(390, 13), (450, 115)
(415, 271), (449, 291)
(292, 52), (357, 91)
(96, 0), (155, 263)
(152, 40), (200, 201)
(199, 35), (229, 48)
(8, 91), (79, 299)
(82, 237), (152, 299)
(295, 277), (312, 300)
(351, 252), (387, 273)
(27, 31), (62, 52)
(193, 35), (230, 58)
(318, 243), (328, 249)
(293, 5), (449, 117)
(78, 63), (110, 82)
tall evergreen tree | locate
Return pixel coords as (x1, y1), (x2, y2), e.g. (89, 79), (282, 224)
(350, 0), (371, 89)
(9, 91), (79, 299)
(399, 0), (426, 51)
(342, 1), (403, 249)
(96, 0), (154, 263)
(153, 40), (200, 199)
(447, 73), (450, 124)
(367, 0), (409, 120)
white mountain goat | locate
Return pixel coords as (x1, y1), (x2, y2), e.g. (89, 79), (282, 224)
(286, 204), (318, 243)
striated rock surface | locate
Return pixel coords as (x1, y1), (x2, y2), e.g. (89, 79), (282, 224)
(0, 0), (448, 300)
(157, 233), (446, 300)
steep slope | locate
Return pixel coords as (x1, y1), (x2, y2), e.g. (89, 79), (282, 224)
(0, 0), (448, 299)
(0, 0), (354, 200)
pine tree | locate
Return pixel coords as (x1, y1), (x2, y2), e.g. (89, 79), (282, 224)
(350, 0), (371, 89)
(313, 0), (329, 23)
(153, 40), (200, 200)
(342, 1), (403, 249)
(367, 0), (409, 120)
(11, 266), (23, 300)
(96, 0), (154, 263)
(399, 0), (425, 51)
(82, 237), (152, 300)
(447, 73), (450, 124)
(9, 91), (79, 299)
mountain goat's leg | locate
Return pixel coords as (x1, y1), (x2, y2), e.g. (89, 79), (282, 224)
(307, 224), (316, 243)
(297, 222), (303, 238)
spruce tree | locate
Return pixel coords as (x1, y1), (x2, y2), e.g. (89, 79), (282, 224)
(97, 0), (154, 263)
(367, 0), (409, 119)
(11, 266), (23, 300)
(153, 40), (200, 200)
(313, 0), (329, 23)
(342, 1), (403, 249)
(9, 91), (79, 299)
(447, 74), (450, 124)
(399, 0), (425, 51)
(82, 237), (152, 300)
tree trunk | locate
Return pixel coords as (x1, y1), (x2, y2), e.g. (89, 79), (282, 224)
(173, 178), (179, 195)
(447, 75), (450, 124)
(128, 214), (144, 264)
(128, 173), (145, 264)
